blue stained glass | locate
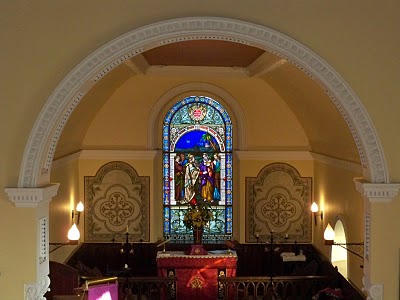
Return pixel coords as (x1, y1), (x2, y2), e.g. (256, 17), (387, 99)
(163, 96), (233, 242)
(163, 207), (170, 234)
(226, 207), (233, 233)
(174, 131), (220, 152)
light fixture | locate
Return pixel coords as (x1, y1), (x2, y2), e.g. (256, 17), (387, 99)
(311, 202), (323, 225)
(324, 223), (364, 259)
(68, 223), (81, 241)
(71, 201), (84, 225)
(49, 224), (80, 253)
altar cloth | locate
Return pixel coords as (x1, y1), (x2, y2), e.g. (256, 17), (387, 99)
(157, 250), (237, 300)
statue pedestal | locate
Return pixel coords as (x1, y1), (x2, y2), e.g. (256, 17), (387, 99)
(186, 244), (208, 255)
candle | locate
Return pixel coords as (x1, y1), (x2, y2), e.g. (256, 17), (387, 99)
(126, 224), (129, 233)
(285, 234), (288, 238)
(255, 233), (259, 238)
(124, 264), (128, 269)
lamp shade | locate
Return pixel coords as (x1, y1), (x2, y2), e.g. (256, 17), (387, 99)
(324, 223), (335, 244)
(76, 201), (84, 212)
(311, 202), (319, 213)
(67, 223), (80, 241)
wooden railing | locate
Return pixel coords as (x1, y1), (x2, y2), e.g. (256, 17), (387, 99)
(218, 275), (335, 300)
(118, 276), (177, 300)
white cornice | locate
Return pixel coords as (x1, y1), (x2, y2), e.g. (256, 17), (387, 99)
(235, 150), (314, 160)
(235, 151), (363, 174)
(52, 150), (159, 169)
(311, 152), (362, 173)
(4, 183), (60, 208)
(354, 178), (400, 203)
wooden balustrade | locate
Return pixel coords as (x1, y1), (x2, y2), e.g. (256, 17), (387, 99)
(218, 275), (334, 300)
(117, 276), (177, 300)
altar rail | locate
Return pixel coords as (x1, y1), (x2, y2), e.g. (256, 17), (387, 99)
(218, 275), (335, 300)
(117, 276), (177, 300)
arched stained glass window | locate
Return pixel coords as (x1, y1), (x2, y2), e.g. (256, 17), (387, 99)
(163, 96), (233, 242)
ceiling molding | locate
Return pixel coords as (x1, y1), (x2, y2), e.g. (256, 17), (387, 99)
(52, 150), (158, 169)
(146, 65), (248, 77)
(311, 152), (362, 173)
(235, 150), (314, 160)
(124, 54), (149, 75)
(247, 53), (286, 78)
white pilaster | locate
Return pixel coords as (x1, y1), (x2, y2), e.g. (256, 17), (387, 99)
(354, 179), (400, 300)
(4, 183), (60, 300)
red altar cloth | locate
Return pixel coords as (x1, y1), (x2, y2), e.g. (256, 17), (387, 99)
(157, 250), (237, 300)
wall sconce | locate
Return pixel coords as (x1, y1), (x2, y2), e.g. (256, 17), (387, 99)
(324, 223), (364, 259)
(311, 202), (323, 225)
(49, 223), (80, 253)
(71, 201), (84, 225)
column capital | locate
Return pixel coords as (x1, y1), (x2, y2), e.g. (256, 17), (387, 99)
(354, 178), (400, 203)
(4, 183), (60, 207)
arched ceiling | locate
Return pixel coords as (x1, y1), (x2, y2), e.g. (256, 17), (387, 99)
(55, 40), (359, 163)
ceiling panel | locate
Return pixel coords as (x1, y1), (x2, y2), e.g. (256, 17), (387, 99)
(143, 40), (265, 67)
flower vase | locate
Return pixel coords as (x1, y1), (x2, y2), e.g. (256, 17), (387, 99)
(193, 227), (203, 244)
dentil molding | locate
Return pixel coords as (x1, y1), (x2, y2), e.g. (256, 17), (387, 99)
(354, 178), (400, 202)
(4, 184), (60, 207)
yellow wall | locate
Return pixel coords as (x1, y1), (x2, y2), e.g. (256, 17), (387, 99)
(313, 160), (364, 290)
(49, 158), (80, 263)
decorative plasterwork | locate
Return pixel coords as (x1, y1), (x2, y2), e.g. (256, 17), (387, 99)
(362, 276), (383, 300)
(4, 184), (60, 207)
(18, 17), (388, 188)
(24, 276), (50, 300)
(354, 178), (400, 203)
(84, 161), (150, 242)
(246, 163), (312, 243)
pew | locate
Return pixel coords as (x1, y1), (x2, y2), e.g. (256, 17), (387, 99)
(46, 261), (80, 300)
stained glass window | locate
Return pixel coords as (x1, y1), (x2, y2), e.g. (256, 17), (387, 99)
(163, 96), (233, 242)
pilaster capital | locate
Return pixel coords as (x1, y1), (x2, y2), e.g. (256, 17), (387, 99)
(354, 178), (400, 203)
(4, 183), (60, 207)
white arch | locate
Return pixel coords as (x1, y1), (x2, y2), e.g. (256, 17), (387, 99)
(19, 16), (388, 187)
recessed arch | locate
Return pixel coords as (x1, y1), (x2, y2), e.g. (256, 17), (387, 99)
(332, 220), (348, 278)
(147, 82), (247, 150)
(18, 16), (388, 187)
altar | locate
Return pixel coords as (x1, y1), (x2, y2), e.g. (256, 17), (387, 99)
(156, 250), (238, 300)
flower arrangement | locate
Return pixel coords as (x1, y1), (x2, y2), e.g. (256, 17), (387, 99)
(183, 202), (213, 230)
